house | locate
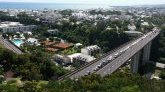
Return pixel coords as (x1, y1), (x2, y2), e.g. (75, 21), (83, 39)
(46, 48), (58, 52)
(67, 53), (81, 63)
(24, 31), (32, 35)
(128, 24), (136, 31)
(74, 43), (83, 48)
(156, 62), (165, 69)
(141, 22), (149, 26)
(68, 53), (96, 63)
(81, 45), (101, 56)
(47, 29), (59, 35)
(41, 40), (58, 46)
(52, 43), (73, 50)
(0, 21), (37, 33)
(27, 38), (39, 45)
(53, 54), (71, 65)
(53, 53), (96, 66)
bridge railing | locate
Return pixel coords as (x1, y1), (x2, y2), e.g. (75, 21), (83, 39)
(58, 29), (161, 81)
(58, 34), (144, 81)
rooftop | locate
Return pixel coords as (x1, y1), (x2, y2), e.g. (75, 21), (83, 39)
(46, 48), (58, 52)
(41, 40), (58, 46)
(0, 21), (23, 28)
(84, 45), (100, 50)
(53, 43), (72, 49)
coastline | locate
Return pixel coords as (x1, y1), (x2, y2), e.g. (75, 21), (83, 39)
(0, 2), (110, 10)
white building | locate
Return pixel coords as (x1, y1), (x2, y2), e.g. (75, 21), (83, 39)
(24, 31), (33, 35)
(47, 29), (59, 35)
(39, 10), (62, 23)
(81, 45), (101, 56)
(156, 62), (165, 69)
(54, 53), (96, 65)
(53, 54), (71, 65)
(0, 21), (37, 33)
(68, 53), (96, 63)
(74, 43), (83, 48)
(128, 24), (136, 31)
(141, 22), (149, 26)
(71, 11), (89, 20)
(27, 38), (39, 45)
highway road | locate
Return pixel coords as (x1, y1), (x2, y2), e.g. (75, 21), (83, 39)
(0, 35), (23, 54)
(96, 31), (158, 76)
(59, 28), (160, 80)
(58, 35), (140, 80)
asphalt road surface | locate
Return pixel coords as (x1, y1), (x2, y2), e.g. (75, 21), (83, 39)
(58, 29), (160, 80)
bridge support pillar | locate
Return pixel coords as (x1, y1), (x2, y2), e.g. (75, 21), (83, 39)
(131, 51), (141, 73)
(142, 41), (152, 65)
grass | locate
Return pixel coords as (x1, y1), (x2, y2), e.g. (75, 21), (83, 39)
(6, 78), (23, 87)
(154, 69), (161, 77)
(37, 81), (48, 87)
(6, 78), (48, 88)
(0, 43), (5, 48)
(60, 47), (79, 55)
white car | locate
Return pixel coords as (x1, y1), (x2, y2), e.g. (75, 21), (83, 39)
(114, 53), (119, 56)
(93, 66), (99, 71)
(120, 50), (123, 53)
(107, 56), (113, 61)
(85, 71), (90, 75)
(97, 64), (102, 68)
(103, 60), (107, 63)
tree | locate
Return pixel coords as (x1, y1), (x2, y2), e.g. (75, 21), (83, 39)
(18, 62), (42, 81)
(120, 85), (140, 92)
(21, 81), (41, 92)
(0, 84), (19, 92)
(159, 70), (165, 79)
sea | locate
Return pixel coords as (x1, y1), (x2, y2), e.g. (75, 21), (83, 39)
(0, 2), (110, 10)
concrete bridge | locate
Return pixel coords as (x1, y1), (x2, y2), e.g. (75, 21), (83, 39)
(60, 28), (160, 80)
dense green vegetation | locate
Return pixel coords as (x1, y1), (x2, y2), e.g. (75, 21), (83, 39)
(89, 10), (122, 15)
(0, 47), (66, 80)
(157, 26), (165, 63)
(0, 11), (41, 25)
(0, 11), (130, 53)
(0, 10), (165, 92)
(0, 71), (165, 92)
(32, 19), (130, 52)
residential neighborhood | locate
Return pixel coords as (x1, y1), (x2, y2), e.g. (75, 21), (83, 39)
(0, 1), (165, 92)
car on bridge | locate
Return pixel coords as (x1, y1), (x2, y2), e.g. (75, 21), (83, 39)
(107, 56), (113, 61)
(85, 71), (90, 76)
(114, 53), (119, 58)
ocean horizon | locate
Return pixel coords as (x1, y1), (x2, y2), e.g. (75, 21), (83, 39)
(0, 2), (110, 10)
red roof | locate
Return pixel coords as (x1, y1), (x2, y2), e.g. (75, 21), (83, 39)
(46, 48), (58, 52)
(41, 40), (58, 46)
(53, 43), (72, 49)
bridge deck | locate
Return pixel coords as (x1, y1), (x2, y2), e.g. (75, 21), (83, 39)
(58, 28), (160, 81)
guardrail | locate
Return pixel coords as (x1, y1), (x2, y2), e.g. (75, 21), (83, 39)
(58, 35), (143, 81)
(94, 29), (160, 77)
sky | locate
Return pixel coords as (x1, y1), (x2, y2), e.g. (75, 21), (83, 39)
(0, 0), (165, 6)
